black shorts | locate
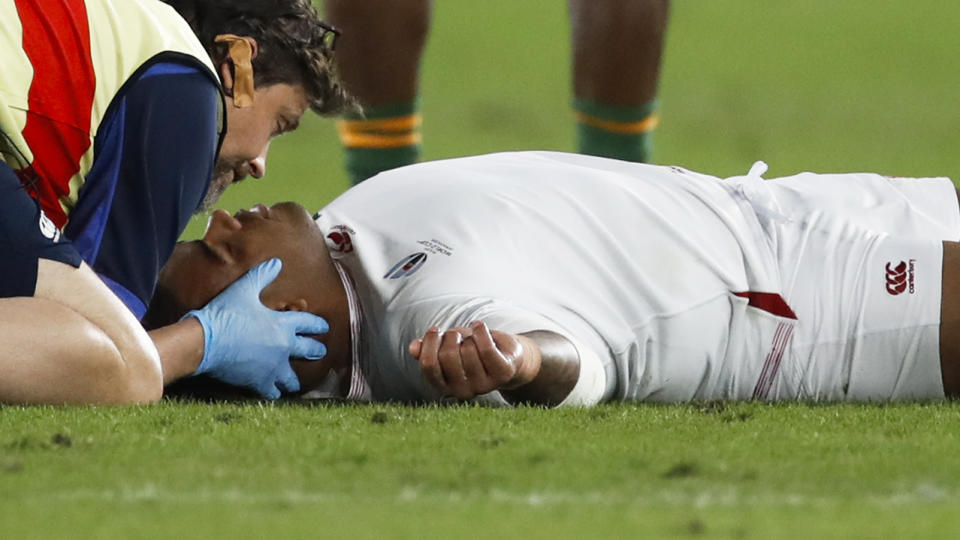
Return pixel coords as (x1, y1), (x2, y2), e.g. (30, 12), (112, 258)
(0, 160), (82, 297)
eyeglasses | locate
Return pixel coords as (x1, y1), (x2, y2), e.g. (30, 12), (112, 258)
(317, 21), (340, 51)
(280, 18), (341, 51)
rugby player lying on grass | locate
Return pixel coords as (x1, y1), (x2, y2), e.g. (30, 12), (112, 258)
(146, 151), (960, 406)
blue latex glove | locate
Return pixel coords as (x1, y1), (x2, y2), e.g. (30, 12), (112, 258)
(184, 258), (328, 399)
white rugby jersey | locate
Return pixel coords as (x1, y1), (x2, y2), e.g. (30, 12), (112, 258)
(314, 151), (797, 405)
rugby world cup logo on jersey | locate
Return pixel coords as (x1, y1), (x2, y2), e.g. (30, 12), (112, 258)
(885, 259), (915, 295)
(384, 252), (428, 279)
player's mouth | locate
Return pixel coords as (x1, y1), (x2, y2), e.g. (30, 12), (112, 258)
(232, 204), (272, 223)
(229, 165), (253, 185)
(248, 204), (270, 216)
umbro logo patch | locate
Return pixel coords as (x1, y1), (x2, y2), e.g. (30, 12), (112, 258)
(885, 259), (915, 295)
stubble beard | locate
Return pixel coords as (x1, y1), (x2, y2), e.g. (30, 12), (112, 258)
(197, 164), (234, 214)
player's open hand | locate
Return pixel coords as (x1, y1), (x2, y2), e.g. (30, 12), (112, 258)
(409, 321), (536, 400)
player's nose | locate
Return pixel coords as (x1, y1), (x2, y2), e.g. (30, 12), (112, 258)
(248, 145), (269, 179)
(248, 156), (266, 179)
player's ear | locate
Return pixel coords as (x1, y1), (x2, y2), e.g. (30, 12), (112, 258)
(218, 59), (234, 95)
(231, 36), (259, 60)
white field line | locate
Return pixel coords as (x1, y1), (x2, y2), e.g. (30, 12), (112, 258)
(15, 483), (959, 509)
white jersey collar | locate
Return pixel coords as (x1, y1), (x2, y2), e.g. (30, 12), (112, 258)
(334, 261), (372, 401)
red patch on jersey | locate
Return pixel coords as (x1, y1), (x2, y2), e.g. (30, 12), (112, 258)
(733, 291), (797, 320)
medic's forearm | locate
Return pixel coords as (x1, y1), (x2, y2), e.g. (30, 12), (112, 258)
(149, 319), (205, 386)
(501, 330), (580, 407)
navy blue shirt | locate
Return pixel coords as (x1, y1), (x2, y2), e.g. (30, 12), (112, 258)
(64, 61), (221, 319)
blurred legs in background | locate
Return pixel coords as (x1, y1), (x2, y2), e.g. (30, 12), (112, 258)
(325, 0), (670, 184)
(569, 0), (669, 163)
(325, 0), (431, 185)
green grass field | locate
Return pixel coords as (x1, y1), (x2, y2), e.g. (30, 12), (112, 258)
(5, 1), (960, 538)
(2, 402), (960, 539)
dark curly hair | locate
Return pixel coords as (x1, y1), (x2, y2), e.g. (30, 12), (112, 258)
(162, 0), (355, 115)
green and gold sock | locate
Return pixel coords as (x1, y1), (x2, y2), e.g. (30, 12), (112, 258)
(338, 101), (422, 184)
(574, 98), (658, 163)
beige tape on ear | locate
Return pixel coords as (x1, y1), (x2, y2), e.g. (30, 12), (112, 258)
(215, 34), (255, 108)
